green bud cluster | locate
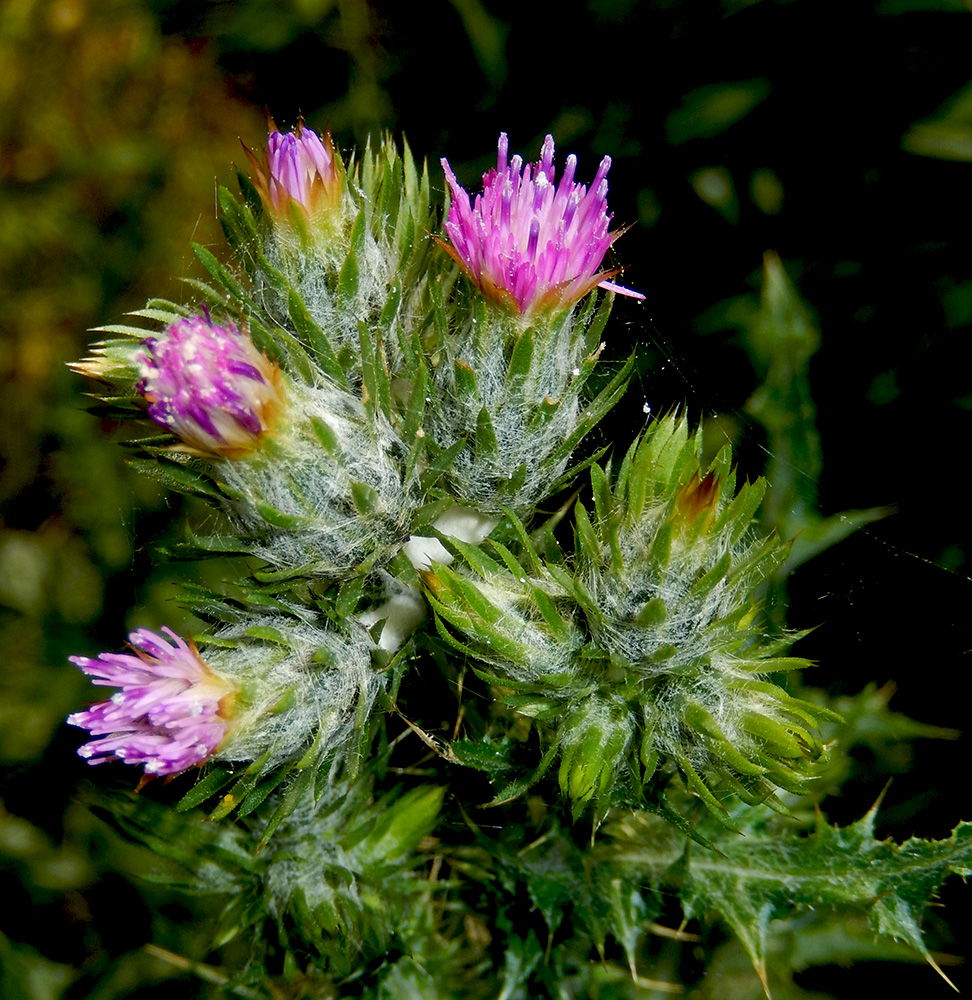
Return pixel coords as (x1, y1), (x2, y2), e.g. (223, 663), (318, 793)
(426, 413), (838, 817)
(103, 765), (444, 981)
(67, 126), (970, 1000)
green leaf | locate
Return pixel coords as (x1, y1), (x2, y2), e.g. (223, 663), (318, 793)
(126, 457), (219, 498)
(287, 289), (348, 389)
(505, 327), (534, 394)
(339, 248), (360, 300)
(253, 501), (312, 530)
(419, 436), (467, 494)
(311, 415), (341, 456)
(0, 931), (76, 1000)
(258, 765), (317, 851)
(573, 500), (601, 569)
(268, 323), (316, 384)
(345, 785), (444, 869)
(350, 206), (367, 255)
(450, 736), (514, 779)
(454, 358), (478, 403)
(191, 242), (251, 307)
(351, 480), (380, 517)
(582, 289), (615, 354)
(548, 349), (636, 467)
(475, 407), (499, 461)
(666, 79), (771, 144)
(608, 808), (972, 995)
(217, 184), (260, 257)
(176, 767), (237, 812)
(358, 321), (390, 420)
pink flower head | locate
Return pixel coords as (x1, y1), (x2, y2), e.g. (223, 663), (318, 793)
(136, 312), (281, 458)
(245, 117), (340, 219)
(67, 628), (236, 777)
(440, 133), (644, 316)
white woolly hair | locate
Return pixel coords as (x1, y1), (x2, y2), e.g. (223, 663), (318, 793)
(251, 178), (422, 377)
(429, 307), (594, 514)
(218, 380), (419, 573)
(459, 571), (584, 685)
(585, 503), (795, 773)
(557, 693), (635, 754)
(206, 614), (381, 772)
(589, 501), (758, 674)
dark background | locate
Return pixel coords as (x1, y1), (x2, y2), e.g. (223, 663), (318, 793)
(2, 0), (971, 995)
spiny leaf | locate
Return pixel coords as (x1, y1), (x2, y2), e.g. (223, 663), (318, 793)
(177, 767), (237, 812)
(287, 289), (348, 389)
(607, 809), (972, 997)
(192, 243), (252, 307)
(126, 457), (220, 498)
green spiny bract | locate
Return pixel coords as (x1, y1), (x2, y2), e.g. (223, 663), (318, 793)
(223, 133), (435, 383)
(100, 766), (444, 983)
(196, 615), (382, 786)
(425, 413), (838, 818)
(415, 281), (634, 516)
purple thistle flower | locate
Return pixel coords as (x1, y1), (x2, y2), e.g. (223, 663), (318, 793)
(67, 628), (236, 777)
(440, 133), (645, 316)
(136, 313), (281, 458)
(245, 117), (340, 219)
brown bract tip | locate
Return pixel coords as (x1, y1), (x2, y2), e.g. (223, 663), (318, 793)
(674, 472), (720, 532)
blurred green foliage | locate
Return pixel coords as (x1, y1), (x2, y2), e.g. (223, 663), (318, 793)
(0, 0), (264, 763)
(665, 79), (771, 145)
(903, 79), (972, 160)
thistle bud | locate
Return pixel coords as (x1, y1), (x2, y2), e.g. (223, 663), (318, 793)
(67, 628), (236, 777)
(246, 118), (341, 221)
(68, 617), (384, 784)
(558, 700), (633, 810)
(136, 313), (282, 458)
(672, 471), (721, 534)
(428, 414), (834, 817)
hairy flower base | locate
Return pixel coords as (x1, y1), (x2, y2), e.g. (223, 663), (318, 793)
(137, 313), (282, 458)
(441, 132), (644, 316)
(68, 628), (235, 776)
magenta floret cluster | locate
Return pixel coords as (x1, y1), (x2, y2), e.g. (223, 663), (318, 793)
(67, 628), (235, 776)
(136, 313), (279, 457)
(266, 124), (338, 214)
(441, 133), (643, 316)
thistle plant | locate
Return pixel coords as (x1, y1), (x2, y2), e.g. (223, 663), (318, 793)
(65, 123), (970, 999)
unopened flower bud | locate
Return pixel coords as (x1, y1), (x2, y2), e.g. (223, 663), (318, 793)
(246, 118), (341, 220)
(673, 471), (721, 534)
